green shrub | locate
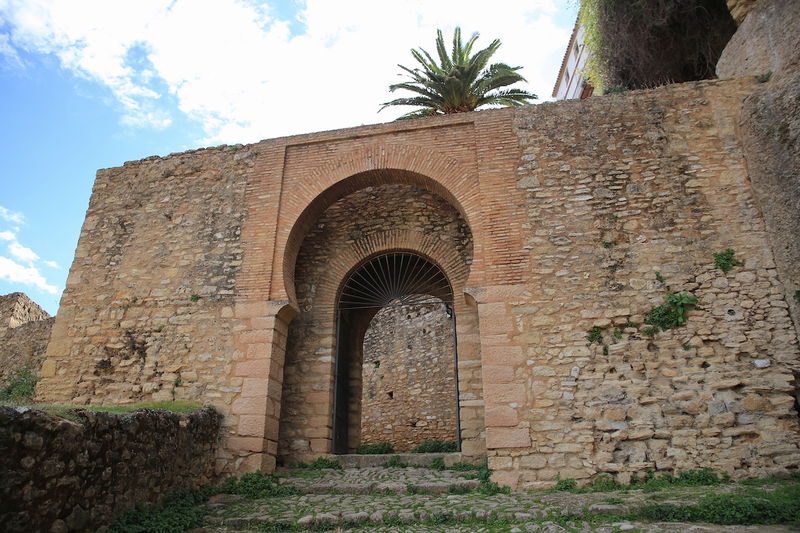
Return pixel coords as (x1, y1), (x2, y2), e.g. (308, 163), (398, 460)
(553, 477), (578, 491)
(220, 472), (299, 498)
(714, 248), (742, 273)
(357, 442), (394, 454)
(411, 440), (457, 453)
(0, 363), (39, 402)
(586, 474), (625, 492)
(430, 457), (445, 471)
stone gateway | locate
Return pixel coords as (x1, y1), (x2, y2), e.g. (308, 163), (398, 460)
(36, 75), (800, 489)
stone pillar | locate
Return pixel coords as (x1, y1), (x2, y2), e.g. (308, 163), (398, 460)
(228, 299), (297, 474)
(469, 285), (531, 490)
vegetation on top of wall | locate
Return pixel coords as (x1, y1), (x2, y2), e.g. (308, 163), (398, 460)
(411, 440), (458, 453)
(578, 0), (736, 91)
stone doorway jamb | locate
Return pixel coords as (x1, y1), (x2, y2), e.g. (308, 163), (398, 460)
(229, 299), (298, 474)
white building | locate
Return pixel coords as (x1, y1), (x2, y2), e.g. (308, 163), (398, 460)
(552, 22), (594, 101)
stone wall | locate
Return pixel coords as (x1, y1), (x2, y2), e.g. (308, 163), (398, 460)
(717, 0), (800, 343)
(0, 292), (53, 381)
(486, 77), (800, 489)
(361, 302), (456, 451)
(0, 406), (221, 533)
(35, 145), (255, 472)
(36, 74), (800, 482)
(0, 292), (50, 332)
(1, 317), (55, 381)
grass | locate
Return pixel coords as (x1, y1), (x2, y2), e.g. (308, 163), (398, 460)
(551, 468), (729, 495)
(220, 471), (299, 499)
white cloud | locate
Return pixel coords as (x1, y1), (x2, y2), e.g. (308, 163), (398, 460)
(0, 205), (24, 224)
(0, 256), (59, 294)
(9, 241), (39, 263)
(43, 259), (60, 268)
(0, 230), (15, 241)
(0, 0), (574, 142)
(0, 32), (25, 68)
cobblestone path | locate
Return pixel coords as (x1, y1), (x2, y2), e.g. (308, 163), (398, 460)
(193, 464), (798, 533)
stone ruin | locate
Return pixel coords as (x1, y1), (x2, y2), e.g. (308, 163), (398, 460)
(0, 292), (54, 383)
(28, 0), (800, 489)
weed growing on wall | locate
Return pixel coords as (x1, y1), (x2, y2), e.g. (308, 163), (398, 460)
(644, 292), (698, 334)
(714, 248), (742, 273)
(587, 326), (604, 345)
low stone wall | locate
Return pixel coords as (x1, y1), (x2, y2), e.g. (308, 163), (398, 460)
(0, 406), (221, 533)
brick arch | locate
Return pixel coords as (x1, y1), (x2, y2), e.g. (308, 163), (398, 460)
(310, 229), (471, 320)
(273, 143), (484, 304)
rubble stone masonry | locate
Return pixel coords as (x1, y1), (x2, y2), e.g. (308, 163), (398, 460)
(36, 76), (800, 486)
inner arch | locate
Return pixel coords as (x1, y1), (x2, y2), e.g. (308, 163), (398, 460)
(339, 251), (453, 311)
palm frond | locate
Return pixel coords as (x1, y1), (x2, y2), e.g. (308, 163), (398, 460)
(381, 27), (536, 118)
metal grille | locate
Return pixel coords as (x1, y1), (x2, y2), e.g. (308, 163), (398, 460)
(339, 252), (453, 310)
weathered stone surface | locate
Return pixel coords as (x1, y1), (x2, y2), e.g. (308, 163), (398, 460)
(0, 406), (220, 533)
(718, 0), (800, 78)
(0, 292), (53, 381)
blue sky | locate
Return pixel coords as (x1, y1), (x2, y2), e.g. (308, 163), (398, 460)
(0, 0), (577, 315)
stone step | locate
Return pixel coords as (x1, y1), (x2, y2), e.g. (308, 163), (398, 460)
(333, 452), (464, 468)
(201, 491), (629, 531)
(275, 465), (480, 494)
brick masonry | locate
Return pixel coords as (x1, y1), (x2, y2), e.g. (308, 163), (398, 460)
(36, 76), (800, 486)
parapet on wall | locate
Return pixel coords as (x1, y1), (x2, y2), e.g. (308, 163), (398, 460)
(36, 76), (800, 486)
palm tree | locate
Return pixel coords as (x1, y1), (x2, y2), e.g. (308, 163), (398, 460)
(381, 27), (537, 119)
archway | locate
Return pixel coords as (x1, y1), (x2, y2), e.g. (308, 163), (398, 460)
(277, 179), (485, 463)
(332, 251), (460, 454)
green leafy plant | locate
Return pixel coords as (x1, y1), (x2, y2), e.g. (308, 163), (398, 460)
(714, 248), (742, 273)
(644, 292), (698, 334)
(587, 326), (604, 345)
(602, 240), (614, 248)
(553, 477), (578, 491)
(189, 293), (201, 302)
(306, 457), (341, 470)
(356, 442), (394, 454)
(411, 440), (457, 453)
(431, 457), (446, 471)
(613, 328), (623, 340)
(0, 363), (39, 402)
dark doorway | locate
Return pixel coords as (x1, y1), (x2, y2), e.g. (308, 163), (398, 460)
(332, 251), (460, 454)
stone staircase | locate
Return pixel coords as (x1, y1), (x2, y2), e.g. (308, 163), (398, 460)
(197, 457), (794, 532)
